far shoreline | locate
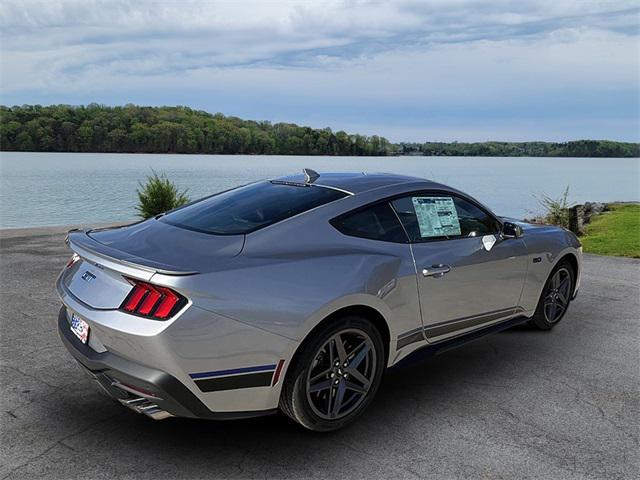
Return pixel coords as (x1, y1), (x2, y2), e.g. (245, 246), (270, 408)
(1, 151), (639, 159)
(0, 221), (133, 239)
(3, 105), (639, 158)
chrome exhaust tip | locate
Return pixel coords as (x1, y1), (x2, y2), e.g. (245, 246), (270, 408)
(118, 397), (174, 420)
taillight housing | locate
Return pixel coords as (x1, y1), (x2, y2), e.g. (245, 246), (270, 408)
(66, 253), (80, 269)
(119, 278), (187, 320)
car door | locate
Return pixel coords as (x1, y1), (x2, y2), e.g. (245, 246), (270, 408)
(390, 192), (528, 342)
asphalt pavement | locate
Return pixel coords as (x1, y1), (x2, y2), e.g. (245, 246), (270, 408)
(1, 226), (638, 479)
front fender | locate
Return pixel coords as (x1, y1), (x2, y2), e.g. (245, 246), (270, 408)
(520, 241), (582, 312)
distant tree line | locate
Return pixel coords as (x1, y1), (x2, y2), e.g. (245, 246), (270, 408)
(0, 104), (392, 156)
(1, 104), (638, 157)
(396, 140), (639, 158)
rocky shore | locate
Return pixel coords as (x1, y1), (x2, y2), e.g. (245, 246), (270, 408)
(525, 201), (639, 235)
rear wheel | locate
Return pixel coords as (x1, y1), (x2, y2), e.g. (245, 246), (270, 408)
(280, 316), (385, 431)
(529, 260), (574, 330)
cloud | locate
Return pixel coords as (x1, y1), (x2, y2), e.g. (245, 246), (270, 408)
(1, 0), (638, 141)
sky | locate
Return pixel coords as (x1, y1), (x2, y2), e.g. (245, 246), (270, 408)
(1, 0), (639, 142)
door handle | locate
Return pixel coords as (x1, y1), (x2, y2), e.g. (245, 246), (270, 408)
(422, 264), (451, 278)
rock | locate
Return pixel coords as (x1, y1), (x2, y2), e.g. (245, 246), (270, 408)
(569, 202), (609, 234)
(569, 205), (586, 234)
(584, 202), (607, 217)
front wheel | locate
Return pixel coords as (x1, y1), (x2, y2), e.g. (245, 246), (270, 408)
(279, 316), (385, 432)
(529, 260), (575, 330)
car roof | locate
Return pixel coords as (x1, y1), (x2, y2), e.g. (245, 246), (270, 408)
(272, 171), (443, 195)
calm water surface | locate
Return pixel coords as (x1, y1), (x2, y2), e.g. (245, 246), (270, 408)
(1, 152), (638, 229)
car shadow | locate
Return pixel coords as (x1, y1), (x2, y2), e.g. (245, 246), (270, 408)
(77, 324), (539, 477)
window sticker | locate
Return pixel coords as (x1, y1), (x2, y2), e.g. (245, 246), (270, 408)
(412, 196), (462, 238)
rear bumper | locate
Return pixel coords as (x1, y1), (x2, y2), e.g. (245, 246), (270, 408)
(57, 306), (277, 420)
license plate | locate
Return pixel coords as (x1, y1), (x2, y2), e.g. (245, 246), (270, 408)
(70, 312), (89, 344)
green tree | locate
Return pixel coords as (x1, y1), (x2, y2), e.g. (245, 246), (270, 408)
(1, 104), (637, 157)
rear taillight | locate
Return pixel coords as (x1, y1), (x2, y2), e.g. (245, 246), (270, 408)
(66, 253), (80, 269)
(120, 278), (187, 320)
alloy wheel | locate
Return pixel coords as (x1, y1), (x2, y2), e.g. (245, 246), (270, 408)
(543, 267), (572, 323)
(305, 328), (377, 420)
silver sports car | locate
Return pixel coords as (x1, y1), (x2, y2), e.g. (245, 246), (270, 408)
(56, 170), (581, 431)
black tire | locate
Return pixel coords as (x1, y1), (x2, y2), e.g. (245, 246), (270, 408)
(528, 259), (575, 330)
(279, 316), (386, 432)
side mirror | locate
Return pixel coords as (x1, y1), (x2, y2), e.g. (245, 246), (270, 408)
(502, 221), (523, 239)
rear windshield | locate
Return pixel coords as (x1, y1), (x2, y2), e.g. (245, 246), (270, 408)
(160, 181), (348, 235)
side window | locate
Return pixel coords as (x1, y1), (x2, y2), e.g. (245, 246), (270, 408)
(453, 196), (500, 237)
(391, 194), (499, 242)
(331, 203), (408, 243)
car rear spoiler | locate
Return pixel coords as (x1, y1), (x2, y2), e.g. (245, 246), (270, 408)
(66, 229), (199, 278)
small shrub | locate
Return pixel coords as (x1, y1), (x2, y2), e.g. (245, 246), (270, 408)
(136, 170), (190, 219)
(534, 186), (572, 228)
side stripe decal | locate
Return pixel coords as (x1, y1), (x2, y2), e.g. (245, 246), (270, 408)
(397, 328), (425, 349)
(189, 363), (285, 393)
(195, 372), (274, 392)
(396, 307), (526, 350)
(189, 364), (276, 379)
(425, 307), (525, 338)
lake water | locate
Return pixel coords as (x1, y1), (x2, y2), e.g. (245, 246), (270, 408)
(0, 152), (638, 229)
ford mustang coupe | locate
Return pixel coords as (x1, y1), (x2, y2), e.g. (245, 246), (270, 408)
(56, 170), (581, 431)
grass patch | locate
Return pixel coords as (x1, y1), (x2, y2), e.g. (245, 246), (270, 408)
(581, 204), (640, 258)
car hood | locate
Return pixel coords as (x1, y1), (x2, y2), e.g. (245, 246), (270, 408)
(500, 217), (563, 233)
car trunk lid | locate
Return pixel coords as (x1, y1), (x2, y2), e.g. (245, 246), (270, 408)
(63, 219), (244, 309)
